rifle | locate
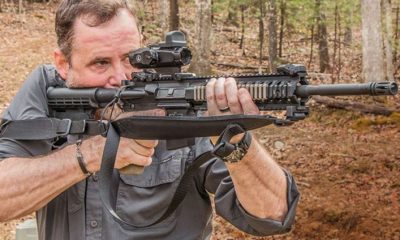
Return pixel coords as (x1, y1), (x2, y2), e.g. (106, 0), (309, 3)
(0, 31), (397, 228)
(44, 31), (397, 142)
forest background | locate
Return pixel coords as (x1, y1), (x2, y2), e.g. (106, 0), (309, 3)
(0, 0), (399, 239)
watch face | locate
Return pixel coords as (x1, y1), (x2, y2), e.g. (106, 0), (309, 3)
(224, 148), (246, 163)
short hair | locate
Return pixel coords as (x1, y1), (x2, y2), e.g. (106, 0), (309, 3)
(55, 0), (137, 62)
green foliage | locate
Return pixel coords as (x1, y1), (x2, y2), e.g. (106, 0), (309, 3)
(213, 0), (257, 24)
(283, 0), (361, 34)
(211, 0), (363, 36)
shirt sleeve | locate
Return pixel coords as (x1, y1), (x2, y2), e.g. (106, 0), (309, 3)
(195, 138), (300, 236)
(0, 65), (56, 159)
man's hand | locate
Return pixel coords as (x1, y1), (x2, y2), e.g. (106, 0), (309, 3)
(84, 109), (165, 174)
(206, 77), (289, 221)
(206, 77), (260, 143)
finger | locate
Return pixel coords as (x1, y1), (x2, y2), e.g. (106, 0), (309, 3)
(215, 77), (229, 110)
(116, 146), (153, 168)
(119, 138), (157, 153)
(130, 140), (155, 157)
(206, 78), (219, 115)
(135, 139), (159, 148)
(127, 155), (153, 167)
(224, 78), (243, 114)
(238, 88), (260, 115)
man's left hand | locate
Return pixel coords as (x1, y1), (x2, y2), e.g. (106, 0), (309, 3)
(205, 77), (260, 144)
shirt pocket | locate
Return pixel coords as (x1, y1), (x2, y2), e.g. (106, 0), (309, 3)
(116, 150), (184, 228)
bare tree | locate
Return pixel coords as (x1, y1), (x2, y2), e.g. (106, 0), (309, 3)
(267, 0), (278, 72)
(188, 0), (212, 75)
(333, 1), (342, 82)
(160, 0), (169, 34)
(18, 0), (23, 14)
(343, 2), (354, 46)
(227, 0), (239, 26)
(278, 0), (286, 58)
(316, 0), (330, 73)
(361, 0), (384, 82)
(394, 6), (399, 68)
(258, 0), (265, 73)
(382, 0), (395, 81)
(169, 0), (179, 30)
(239, 4), (246, 56)
(308, 23), (315, 69)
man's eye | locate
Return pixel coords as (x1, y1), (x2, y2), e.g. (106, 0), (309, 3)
(95, 60), (109, 66)
(123, 56), (130, 63)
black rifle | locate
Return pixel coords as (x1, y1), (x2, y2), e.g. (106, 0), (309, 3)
(45, 31), (397, 141)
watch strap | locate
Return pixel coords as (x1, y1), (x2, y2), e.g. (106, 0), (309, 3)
(212, 124), (252, 162)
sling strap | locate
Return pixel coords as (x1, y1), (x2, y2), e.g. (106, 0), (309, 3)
(98, 123), (247, 228)
(0, 114), (291, 140)
(0, 118), (105, 140)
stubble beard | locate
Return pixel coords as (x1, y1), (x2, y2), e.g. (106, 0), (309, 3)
(65, 71), (78, 88)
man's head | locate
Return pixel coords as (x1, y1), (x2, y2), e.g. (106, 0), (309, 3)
(54, 0), (141, 88)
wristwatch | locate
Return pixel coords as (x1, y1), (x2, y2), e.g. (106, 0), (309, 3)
(212, 124), (252, 163)
(222, 131), (252, 163)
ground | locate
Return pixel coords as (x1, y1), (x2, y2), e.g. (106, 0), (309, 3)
(0, 2), (399, 240)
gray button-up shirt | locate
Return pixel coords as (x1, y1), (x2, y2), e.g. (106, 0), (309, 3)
(0, 65), (300, 240)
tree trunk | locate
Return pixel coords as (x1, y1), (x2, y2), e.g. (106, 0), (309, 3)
(278, 0), (286, 58)
(394, 6), (399, 67)
(308, 24), (315, 69)
(227, 0), (239, 26)
(333, 1), (342, 83)
(382, 0), (395, 81)
(267, 0), (278, 72)
(18, 0), (23, 14)
(258, 0), (265, 73)
(343, 2), (354, 46)
(211, 0), (214, 23)
(338, 9), (342, 82)
(333, 2), (338, 81)
(169, 0), (179, 31)
(239, 4), (246, 56)
(160, 0), (169, 34)
(344, 26), (352, 46)
(188, 0), (212, 75)
(316, 0), (330, 73)
(361, 0), (384, 82)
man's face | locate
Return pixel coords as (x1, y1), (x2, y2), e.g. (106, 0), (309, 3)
(55, 9), (141, 88)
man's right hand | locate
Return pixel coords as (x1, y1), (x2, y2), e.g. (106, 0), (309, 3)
(83, 109), (165, 173)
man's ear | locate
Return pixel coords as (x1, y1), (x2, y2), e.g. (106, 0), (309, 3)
(54, 48), (69, 80)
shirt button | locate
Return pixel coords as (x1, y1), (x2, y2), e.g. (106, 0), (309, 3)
(90, 220), (98, 228)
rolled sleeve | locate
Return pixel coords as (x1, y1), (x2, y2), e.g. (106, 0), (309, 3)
(205, 158), (300, 236)
(0, 138), (53, 160)
(231, 170), (299, 236)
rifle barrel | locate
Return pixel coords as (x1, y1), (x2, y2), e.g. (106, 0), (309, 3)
(295, 82), (398, 97)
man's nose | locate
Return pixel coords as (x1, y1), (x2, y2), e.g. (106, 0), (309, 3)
(109, 64), (130, 87)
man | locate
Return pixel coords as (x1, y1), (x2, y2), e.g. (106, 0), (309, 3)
(0, 0), (299, 239)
